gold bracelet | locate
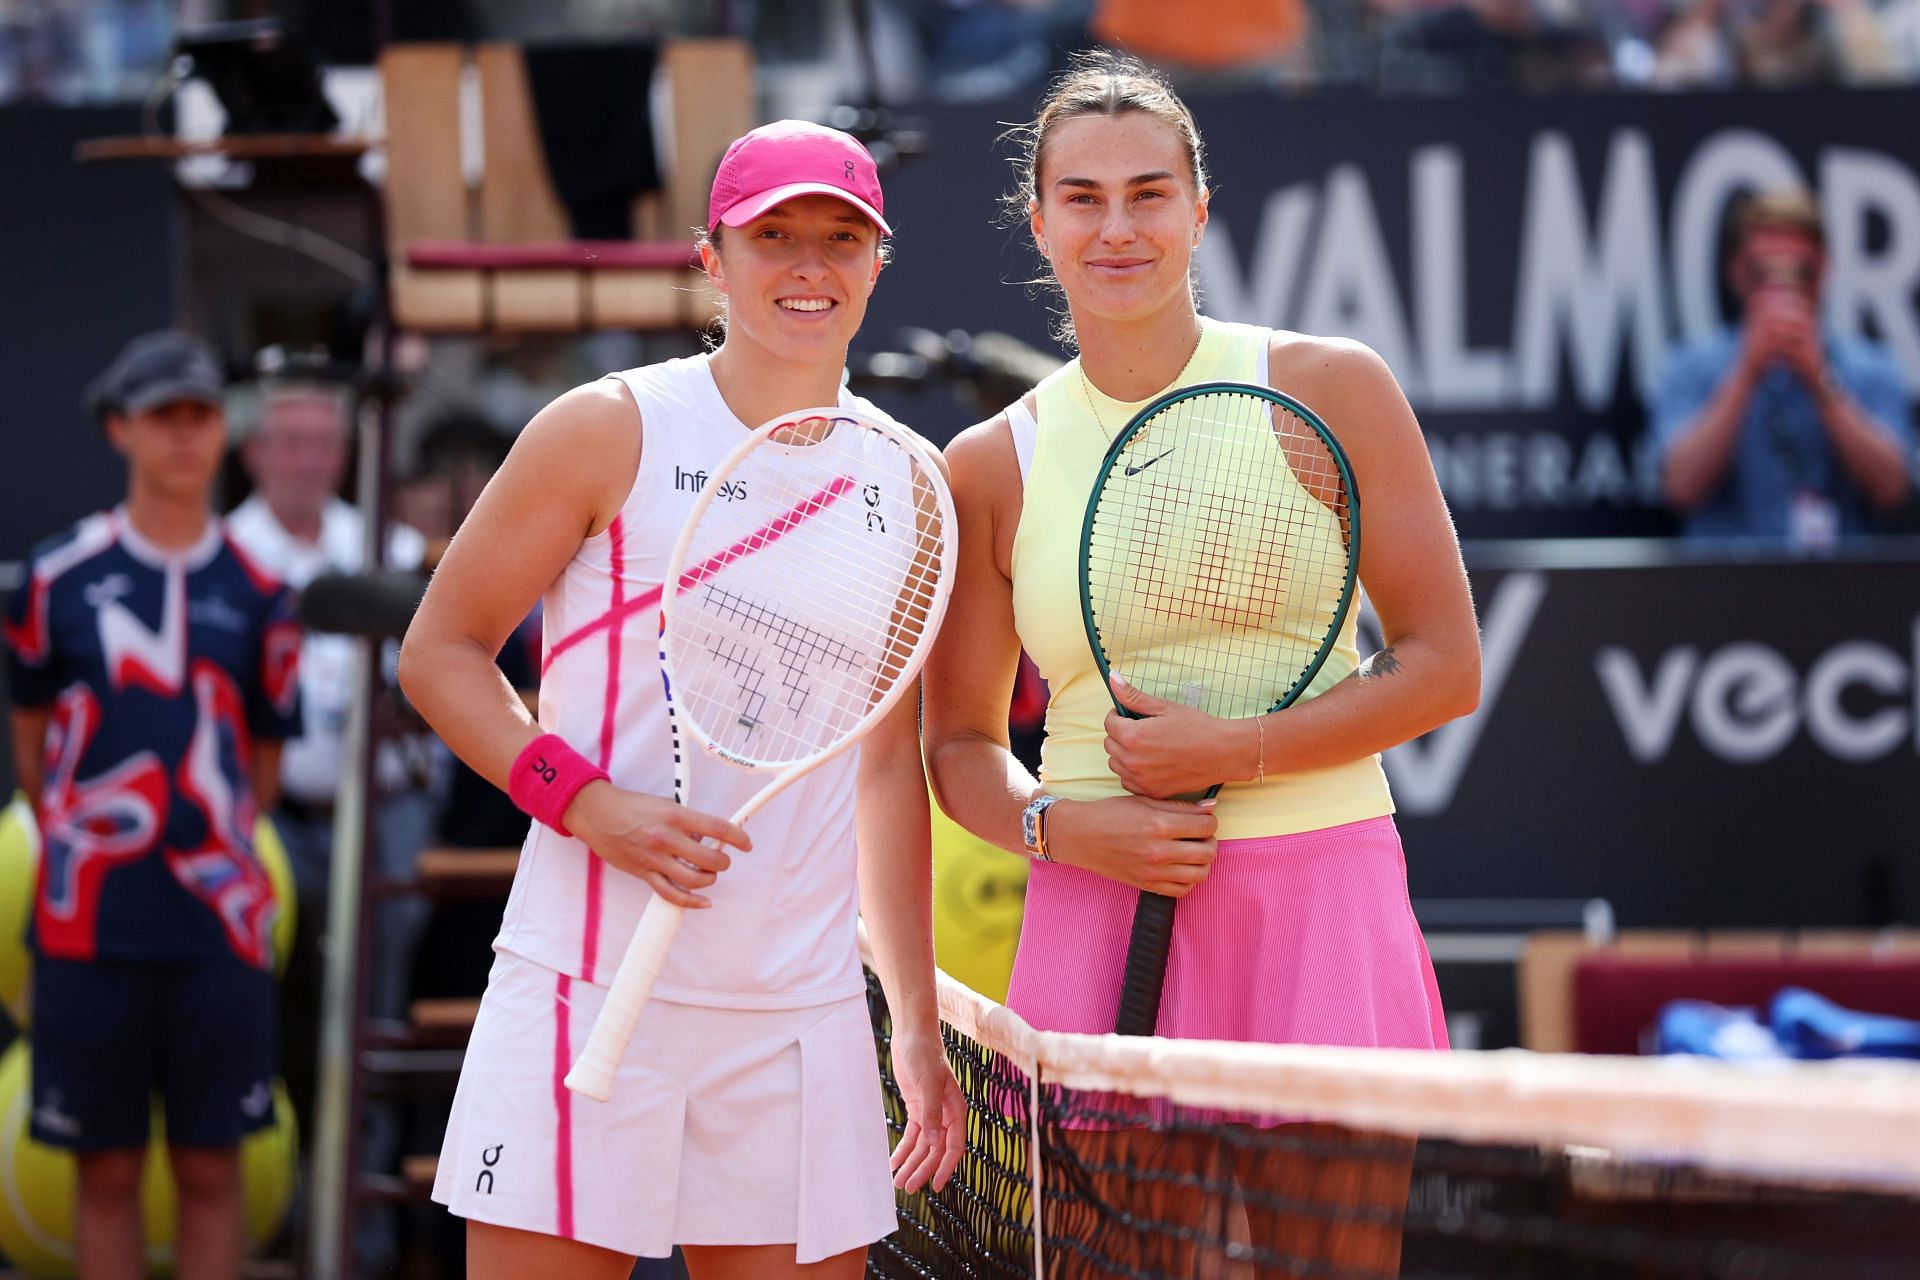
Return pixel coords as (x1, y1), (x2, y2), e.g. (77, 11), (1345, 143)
(1254, 716), (1266, 784)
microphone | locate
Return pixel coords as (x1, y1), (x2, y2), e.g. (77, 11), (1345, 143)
(297, 571), (426, 639)
(966, 331), (1064, 401)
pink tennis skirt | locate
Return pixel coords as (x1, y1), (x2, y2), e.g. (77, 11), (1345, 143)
(1007, 815), (1448, 1049)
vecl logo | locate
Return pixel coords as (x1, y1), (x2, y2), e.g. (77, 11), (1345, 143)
(1379, 577), (1917, 812)
(1596, 633), (1917, 764)
(675, 466), (746, 502)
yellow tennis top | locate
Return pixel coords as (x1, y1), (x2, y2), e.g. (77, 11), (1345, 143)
(1009, 318), (1395, 840)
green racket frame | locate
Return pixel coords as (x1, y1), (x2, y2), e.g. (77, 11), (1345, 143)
(1076, 380), (1361, 1037)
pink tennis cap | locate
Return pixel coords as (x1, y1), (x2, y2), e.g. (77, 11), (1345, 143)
(707, 119), (892, 235)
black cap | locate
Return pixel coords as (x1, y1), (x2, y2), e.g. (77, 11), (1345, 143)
(90, 332), (227, 421)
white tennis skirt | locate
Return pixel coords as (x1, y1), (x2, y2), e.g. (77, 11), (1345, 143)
(432, 949), (898, 1263)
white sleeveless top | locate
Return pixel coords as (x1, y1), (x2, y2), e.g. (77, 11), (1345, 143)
(494, 354), (883, 1009)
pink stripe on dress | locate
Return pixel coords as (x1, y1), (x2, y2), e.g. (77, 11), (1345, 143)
(551, 971), (577, 1238)
(540, 475), (857, 676)
(581, 515), (627, 984)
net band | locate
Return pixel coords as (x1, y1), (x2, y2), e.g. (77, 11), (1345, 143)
(861, 927), (1920, 1279)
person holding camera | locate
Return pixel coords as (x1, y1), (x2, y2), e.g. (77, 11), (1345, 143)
(1652, 188), (1914, 547)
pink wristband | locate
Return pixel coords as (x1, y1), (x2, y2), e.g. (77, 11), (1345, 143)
(509, 734), (608, 838)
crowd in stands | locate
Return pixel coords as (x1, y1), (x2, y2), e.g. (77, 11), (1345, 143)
(7, 0), (1920, 106)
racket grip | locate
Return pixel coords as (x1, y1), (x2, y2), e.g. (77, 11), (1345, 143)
(1114, 891), (1178, 1036)
(564, 896), (687, 1101)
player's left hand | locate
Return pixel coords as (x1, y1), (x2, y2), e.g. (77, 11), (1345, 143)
(888, 1027), (966, 1194)
(1104, 672), (1256, 798)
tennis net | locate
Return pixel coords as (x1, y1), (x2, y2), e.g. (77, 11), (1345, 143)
(861, 960), (1920, 1279)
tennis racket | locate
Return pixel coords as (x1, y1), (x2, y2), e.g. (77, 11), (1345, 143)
(1077, 380), (1360, 1037)
(565, 407), (956, 1101)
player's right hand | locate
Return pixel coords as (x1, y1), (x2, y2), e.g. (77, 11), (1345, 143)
(561, 782), (752, 908)
(1043, 795), (1218, 897)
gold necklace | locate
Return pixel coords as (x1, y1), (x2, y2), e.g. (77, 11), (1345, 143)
(1076, 322), (1206, 441)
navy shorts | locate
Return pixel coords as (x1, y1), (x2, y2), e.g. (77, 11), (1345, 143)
(29, 954), (277, 1151)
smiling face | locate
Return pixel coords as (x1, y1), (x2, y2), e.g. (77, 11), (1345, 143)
(701, 193), (885, 367)
(1029, 112), (1208, 331)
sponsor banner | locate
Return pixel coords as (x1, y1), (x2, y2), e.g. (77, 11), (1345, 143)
(1387, 546), (1920, 927)
(864, 88), (1920, 539)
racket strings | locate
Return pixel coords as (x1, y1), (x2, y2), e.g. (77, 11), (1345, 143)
(694, 584), (873, 733)
(1085, 391), (1353, 721)
(665, 423), (950, 765)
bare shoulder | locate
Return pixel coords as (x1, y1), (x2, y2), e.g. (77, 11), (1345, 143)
(1266, 331), (1405, 418)
(516, 378), (642, 457)
(943, 408), (1026, 574)
(507, 378), (643, 536)
(1269, 332), (1419, 455)
(943, 410), (1020, 496)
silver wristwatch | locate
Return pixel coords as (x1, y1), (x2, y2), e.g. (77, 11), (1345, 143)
(1021, 793), (1059, 862)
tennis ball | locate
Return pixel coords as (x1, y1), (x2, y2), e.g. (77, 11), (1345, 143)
(0, 1042), (298, 1278)
(0, 796), (38, 1031)
(251, 817), (296, 979)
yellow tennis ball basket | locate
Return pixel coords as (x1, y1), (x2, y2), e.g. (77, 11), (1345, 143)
(0, 1040), (297, 1277)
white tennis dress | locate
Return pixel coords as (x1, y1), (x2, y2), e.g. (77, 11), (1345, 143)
(433, 356), (898, 1262)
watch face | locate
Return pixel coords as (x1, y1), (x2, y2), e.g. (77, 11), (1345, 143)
(1021, 796), (1048, 851)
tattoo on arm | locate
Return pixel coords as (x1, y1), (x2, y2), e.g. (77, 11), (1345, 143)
(1358, 645), (1403, 680)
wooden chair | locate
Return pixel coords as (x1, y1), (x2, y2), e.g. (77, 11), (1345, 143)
(378, 39), (754, 333)
(1518, 928), (1920, 1053)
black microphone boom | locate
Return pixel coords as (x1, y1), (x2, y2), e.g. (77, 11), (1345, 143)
(298, 571), (427, 639)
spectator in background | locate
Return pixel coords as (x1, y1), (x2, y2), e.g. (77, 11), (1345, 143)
(226, 373), (432, 1006)
(1731, 0), (1894, 82)
(1812, 0), (1904, 79)
(1652, 189), (1915, 546)
(1374, 0), (1613, 92)
(229, 373), (429, 889)
(391, 410), (514, 571)
(1733, 0), (1836, 80)
(1092, 0), (1310, 75)
(4, 331), (299, 1280)
(224, 368), (434, 1276)
(1651, 0), (1740, 86)
(887, 0), (1090, 101)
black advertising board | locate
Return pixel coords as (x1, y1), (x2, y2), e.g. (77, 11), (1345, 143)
(1389, 547), (1920, 927)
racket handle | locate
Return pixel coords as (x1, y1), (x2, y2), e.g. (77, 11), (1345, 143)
(1114, 891), (1178, 1036)
(564, 896), (687, 1101)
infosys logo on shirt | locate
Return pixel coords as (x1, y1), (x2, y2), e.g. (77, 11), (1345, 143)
(674, 466), (746, 503)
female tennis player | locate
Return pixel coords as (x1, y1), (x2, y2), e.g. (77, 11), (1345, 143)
(922, 51), (1481, 1270)
(400, 120), (965, 1280)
